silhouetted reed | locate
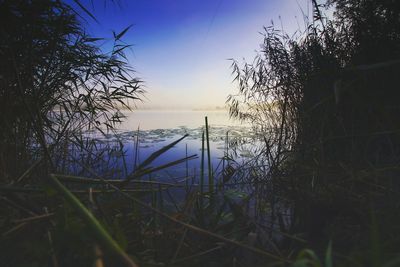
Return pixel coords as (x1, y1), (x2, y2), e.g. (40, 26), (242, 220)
(227, 0), (400, 265)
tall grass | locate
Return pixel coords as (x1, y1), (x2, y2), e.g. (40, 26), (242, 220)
(227, 0), (400, 265)
(1, 106), (289, 266)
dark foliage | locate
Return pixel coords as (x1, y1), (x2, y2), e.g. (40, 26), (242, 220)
(228, 0), (400, 265)
(0, 0), (143, 180)
(0, 1), (144, 266)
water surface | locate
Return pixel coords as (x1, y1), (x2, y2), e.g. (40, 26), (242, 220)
(119, 109), (245, 131)
(93, 109), (254, 182)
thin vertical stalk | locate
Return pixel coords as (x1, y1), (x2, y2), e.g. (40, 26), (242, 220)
(158, 184), (164, 214)
(132, 130), (140, 217)
(119, 141), (128, 178)
(200, 131), (205, 209)
(134, 126), (140, 170)
(185, 144), (189, 192)
(205, 117), (213, 195)
(150, 174), (158, 227)
(44, 206), (59, 267)
(222, 132), (226, 175)
(88, 188), (105, 267)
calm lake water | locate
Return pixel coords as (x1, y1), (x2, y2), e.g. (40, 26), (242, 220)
(89, 109), (254, 183)
(79, 109), (283, 240)
(119, 109), (245, 131)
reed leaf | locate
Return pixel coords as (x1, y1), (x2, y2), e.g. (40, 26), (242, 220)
(48, 174), (139, 267)
(127, 134), (189, 181)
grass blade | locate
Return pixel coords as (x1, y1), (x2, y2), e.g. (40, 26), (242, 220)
(48, 174), (138, 267)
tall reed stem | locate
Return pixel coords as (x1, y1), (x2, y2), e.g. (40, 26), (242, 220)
(205, 117), (213, 194)
(205, 116), (214, 210)
(200, 131), (205, 209)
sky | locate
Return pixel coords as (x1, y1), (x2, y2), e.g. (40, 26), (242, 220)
(76, 0), (312, 110)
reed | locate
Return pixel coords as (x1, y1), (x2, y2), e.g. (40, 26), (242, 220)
(205, 117), (213, 195)
(49, 174), (138, 267)
(185, 144), (189, 192)
(4, 0), (400, 266)
(0, 0), (286, 266)
(226, 0), (400, 265)
(199, 131), (205, 217)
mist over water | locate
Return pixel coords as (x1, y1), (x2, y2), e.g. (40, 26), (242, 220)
(118, 109), (246, 131)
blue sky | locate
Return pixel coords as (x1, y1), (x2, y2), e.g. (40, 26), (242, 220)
(76, 0), (311, 109)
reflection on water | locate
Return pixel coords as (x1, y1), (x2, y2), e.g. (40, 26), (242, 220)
(73, 110), (278, 242)
(85, 109), (255, 183)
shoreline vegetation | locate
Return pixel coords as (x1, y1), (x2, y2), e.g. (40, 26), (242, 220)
(1, 0), (400, 267)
